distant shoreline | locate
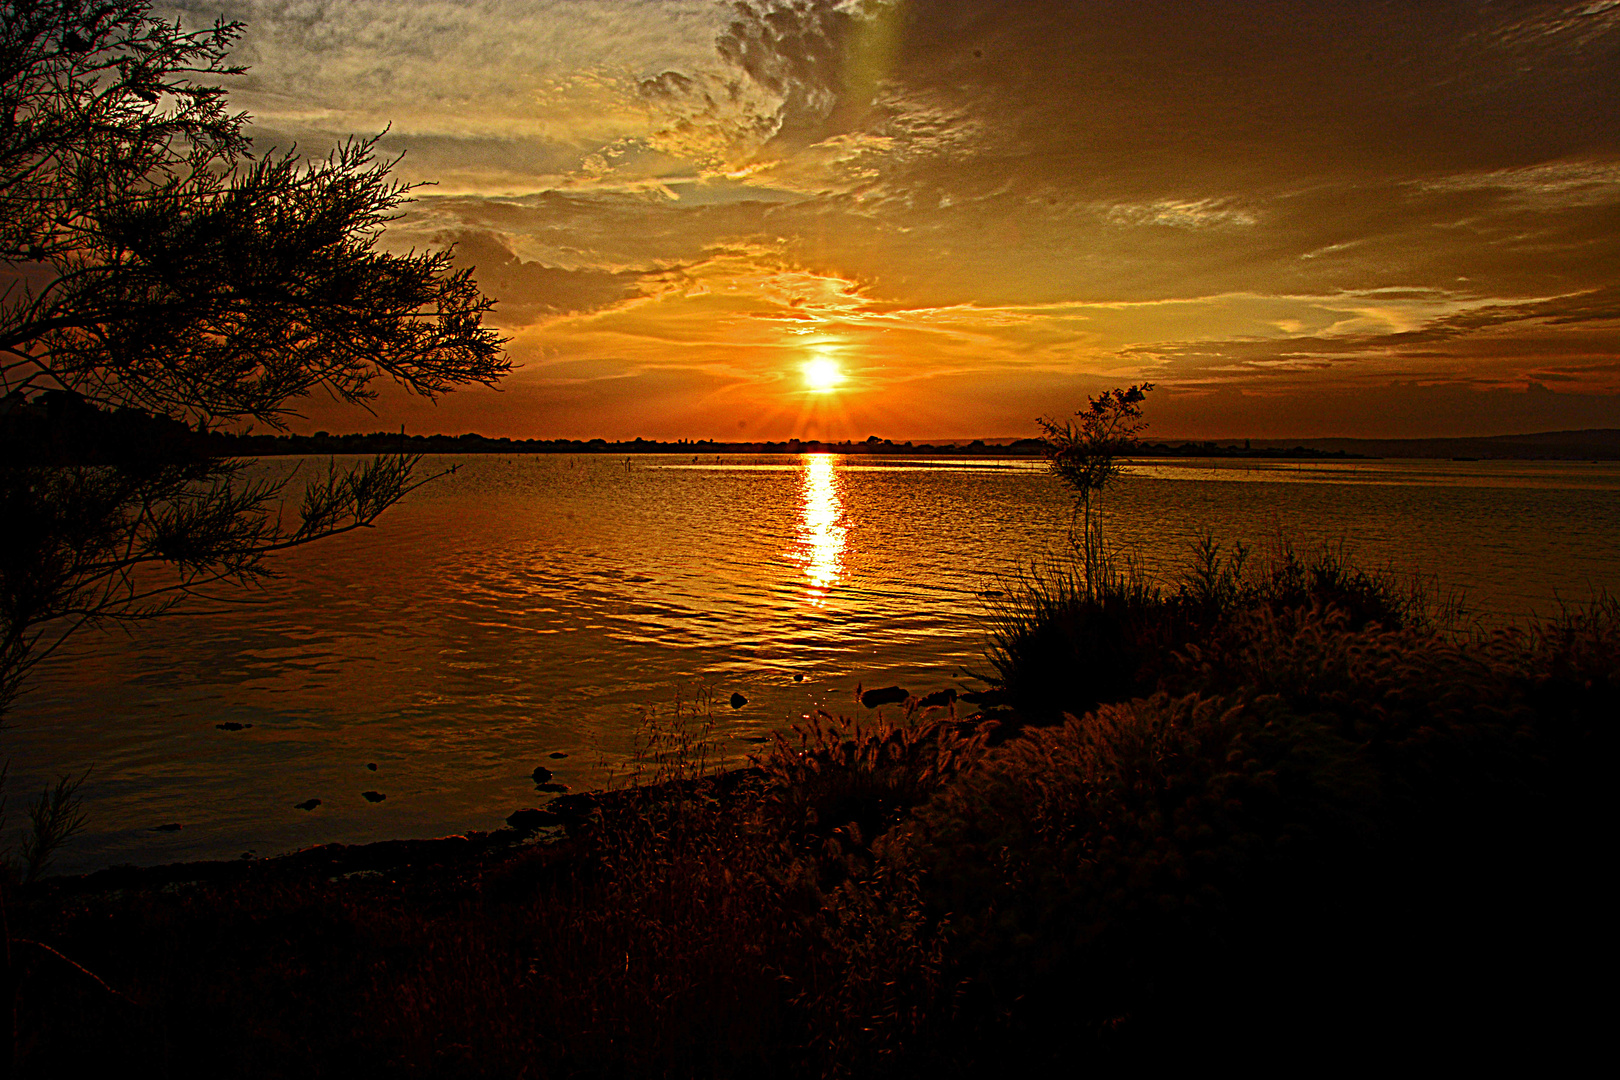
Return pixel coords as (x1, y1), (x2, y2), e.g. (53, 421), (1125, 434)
(4, 391), (1617, 462)
(204, 427), (1620, 460)
(207, 431), (1359, 460)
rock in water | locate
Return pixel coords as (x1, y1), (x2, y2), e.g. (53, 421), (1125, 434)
(729, 692), (748, 709)
(916, 688), (958, 709)
(793, 674), (805, 682)
(506, 808), (555, 833)
(294, 799), (321, 811)
(151, 823), (182, 832)
(366, 762), (378, 771)
(860, 686), (909, 708)
(362, 791), (386, 803)
(531, 765), (554, 785)
(537, 782), (569, 794)
(215, 722), (251, 731)
(549, 751), (568, 759)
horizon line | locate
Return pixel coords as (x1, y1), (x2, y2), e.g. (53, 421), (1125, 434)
(269, 427), (1620, 445)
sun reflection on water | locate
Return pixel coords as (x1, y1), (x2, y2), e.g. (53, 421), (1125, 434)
(797, 454), (847, 605)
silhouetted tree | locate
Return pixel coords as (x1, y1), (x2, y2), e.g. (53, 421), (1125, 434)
(0, 0), (509, 722)
(1038, 383), (1153, 590)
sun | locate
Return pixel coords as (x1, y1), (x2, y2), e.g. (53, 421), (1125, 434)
(803, 356), (844, 392)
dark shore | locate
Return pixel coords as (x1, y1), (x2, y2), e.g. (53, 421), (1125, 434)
(200, 421), (1620, 461)
(200, 430), (1372, 460)
(10, 391), (1619, 461)
(34, 776), (758, 902)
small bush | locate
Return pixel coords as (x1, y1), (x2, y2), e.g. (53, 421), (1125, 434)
(751, 713), (995, 875)
(982, 562), (1174, 722)
(985, 534), (1455, 725)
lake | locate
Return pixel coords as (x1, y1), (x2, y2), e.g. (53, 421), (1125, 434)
(9, 453), (1619, 874)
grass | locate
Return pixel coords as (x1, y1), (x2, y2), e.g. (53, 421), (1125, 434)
(910, 596), (1615, 1066)
(982, 532), (1463, 724)
(4, 540), (1612, 1076)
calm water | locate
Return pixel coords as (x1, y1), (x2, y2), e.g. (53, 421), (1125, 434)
(9, 454), (1619, 874)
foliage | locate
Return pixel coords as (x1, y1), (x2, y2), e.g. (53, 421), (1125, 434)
(984, 531), (1456, 725)
(0, 1), (508, 720)
(981, 559), (1170, 723)
(0, 451), (442, 716)
(2, 1), (505, 419)
(0, 765), (90, 886)
(2, 1), (246, 260)
(12, 771), (87, 886)
(750, 711), (995, 877)
(1037, 383), (1153, 590)
(904, 598), (1615, 1064)
(613, 684), (722, 789)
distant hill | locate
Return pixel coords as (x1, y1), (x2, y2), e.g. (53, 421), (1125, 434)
(1242, 429), (1620, 461)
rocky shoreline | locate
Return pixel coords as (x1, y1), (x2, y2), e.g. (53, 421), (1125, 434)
(35, 768), (768, 902)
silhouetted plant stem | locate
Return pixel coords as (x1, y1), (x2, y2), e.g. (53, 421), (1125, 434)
(1038, 383), (1153, 596)
(1, 881), (15, 1080)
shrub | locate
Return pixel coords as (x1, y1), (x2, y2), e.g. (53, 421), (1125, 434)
(983, 533), (1455, 725)
(981, 560), (1178, 723)
(751, 712), (995, 873)
(902, 600), (1614, 1064)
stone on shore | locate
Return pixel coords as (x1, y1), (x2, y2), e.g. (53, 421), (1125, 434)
(860, 686), (908, 708)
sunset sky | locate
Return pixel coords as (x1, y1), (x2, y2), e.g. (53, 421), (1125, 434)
(172, 0), (1620, 441)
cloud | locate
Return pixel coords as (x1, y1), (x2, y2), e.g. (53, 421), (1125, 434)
(1119, 286), (1620, 397)
(185, 0), (1620, 437)
(439, 230), (648, 325)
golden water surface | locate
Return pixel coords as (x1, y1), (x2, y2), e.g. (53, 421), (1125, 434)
(9, 453), (1618, 873)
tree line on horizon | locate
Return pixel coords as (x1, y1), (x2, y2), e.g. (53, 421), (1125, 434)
(2, 391), (1388, 461)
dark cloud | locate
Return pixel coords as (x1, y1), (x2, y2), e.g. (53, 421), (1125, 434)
(864, 0), (1616, 182)
(717, 0), (863, 138)
(378, 133), (591, 186)
(410, 192), (780, 272)
(1124, 284), (1620, 377)
(637, 70), (696, 99)
(694, 2), (1620, 300)
(1148, 380), (1620, 439)
(440, 230), (647, 325)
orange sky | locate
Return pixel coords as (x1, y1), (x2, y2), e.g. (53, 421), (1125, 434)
(186, 0), (1620, 441)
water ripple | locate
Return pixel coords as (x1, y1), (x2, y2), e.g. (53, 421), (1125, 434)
(9, 453), (1618, 873)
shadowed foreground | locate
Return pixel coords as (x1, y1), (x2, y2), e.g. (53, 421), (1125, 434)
(9, 555), (1613, 1077)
